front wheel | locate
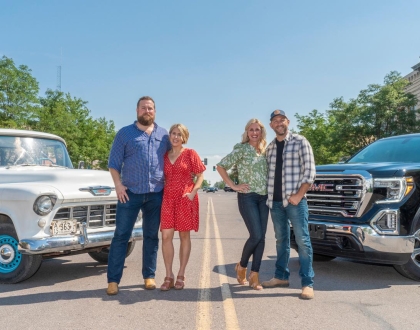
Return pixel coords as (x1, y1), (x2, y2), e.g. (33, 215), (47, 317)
(88, 241), (136, 264)
(0, 223), (42, 284)
(393, 228), (420, 281)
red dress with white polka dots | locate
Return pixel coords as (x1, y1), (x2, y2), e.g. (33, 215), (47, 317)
(161, 148), (206, 232)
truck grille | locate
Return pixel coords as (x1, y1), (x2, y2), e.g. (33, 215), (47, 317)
(53, 204), (117, 228)
(307, 175), (367, 217)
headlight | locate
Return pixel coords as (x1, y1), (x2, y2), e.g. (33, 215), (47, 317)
(374, 177), (414, 204)
(33, 195), (57, 216)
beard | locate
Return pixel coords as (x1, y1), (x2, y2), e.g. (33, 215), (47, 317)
(137, 113), (155, 126)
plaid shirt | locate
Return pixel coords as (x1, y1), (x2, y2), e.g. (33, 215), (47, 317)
(266, 131), (316, 208)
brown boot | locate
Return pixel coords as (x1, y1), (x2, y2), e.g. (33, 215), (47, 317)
(235, 262), (247, 285)
(300, 286), (314, 299)
(261, 277), (289, 288)
(144, 278), (156, 290)
(248, 271), (263, 290)
(106, 282), (119, 295)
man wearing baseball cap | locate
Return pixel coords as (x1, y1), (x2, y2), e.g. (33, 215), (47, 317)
(262, 109), (316, 299)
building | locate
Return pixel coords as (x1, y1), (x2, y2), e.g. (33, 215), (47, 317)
(404, 60), (420, 110)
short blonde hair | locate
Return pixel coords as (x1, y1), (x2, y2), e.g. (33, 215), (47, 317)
(241, 118), (267, 153)
(169, 123), (189, 144)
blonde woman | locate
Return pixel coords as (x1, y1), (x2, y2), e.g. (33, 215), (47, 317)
(216, 119), (269, 290)
(160, 124), (206, 291)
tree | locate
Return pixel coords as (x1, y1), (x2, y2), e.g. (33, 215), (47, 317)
(0, 56), (40, 128)
(36, 89), (115, 169)
(296, 72), (420, 162)
(295, 110), (344, 164)
(328, 71), (419, 155)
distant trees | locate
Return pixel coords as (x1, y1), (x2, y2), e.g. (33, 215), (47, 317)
(0, 56), (115, 169)
(296, 71), (419, 164)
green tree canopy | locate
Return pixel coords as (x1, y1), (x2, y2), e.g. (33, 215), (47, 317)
(0, 56), (40, 128)
(296, 71), (419, 164)
(0, 57), (116, 169)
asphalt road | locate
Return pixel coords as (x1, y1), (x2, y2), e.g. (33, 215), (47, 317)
(1, 191), (419, 330)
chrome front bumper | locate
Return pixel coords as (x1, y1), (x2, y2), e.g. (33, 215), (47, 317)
(311, 221), (416, 254)
(18, 223), (143, 254)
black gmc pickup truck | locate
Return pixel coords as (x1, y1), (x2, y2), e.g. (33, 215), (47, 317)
(291, 133), (420, 281)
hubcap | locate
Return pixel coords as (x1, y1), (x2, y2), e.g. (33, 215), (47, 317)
(411, 229), (420, 267)
(0, 235), (22, 273)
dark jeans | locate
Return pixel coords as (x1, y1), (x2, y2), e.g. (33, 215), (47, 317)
(237, 192), (269, 272)
(270, 199), (314, 287)
(107, 190), (162, 283)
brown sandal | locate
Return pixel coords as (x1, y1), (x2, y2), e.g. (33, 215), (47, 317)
(160, 277), (174, 291)
(235, 262), (247, 285)
(174, 276), (185, 290)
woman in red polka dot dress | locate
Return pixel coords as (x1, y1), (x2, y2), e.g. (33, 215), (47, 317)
(160, 123), (206, 291)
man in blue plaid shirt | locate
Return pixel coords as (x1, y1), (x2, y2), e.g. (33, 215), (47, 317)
(261, 109), (316, 299)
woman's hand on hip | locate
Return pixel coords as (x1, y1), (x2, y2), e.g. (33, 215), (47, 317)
(233, 183), (250, 193)
(183, 192), (196, 201)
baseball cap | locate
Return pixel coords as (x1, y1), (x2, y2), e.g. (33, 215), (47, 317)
(270, 109), (288, 121)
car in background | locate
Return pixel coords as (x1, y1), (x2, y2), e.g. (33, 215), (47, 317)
(206, 187), (216, 193)
(224, 186), (234, 192)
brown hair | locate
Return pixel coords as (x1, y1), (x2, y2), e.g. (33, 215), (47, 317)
(169, 123), (190, 144)
(136, 96), (155, 109)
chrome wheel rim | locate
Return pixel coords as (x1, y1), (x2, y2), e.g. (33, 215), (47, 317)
(411, 229), (420, 267)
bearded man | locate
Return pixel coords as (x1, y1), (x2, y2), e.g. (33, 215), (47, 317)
(106, 96), (171, 295)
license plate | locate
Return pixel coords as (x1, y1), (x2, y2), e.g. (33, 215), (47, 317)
(309, 224), (326, 239)
(51, 220), (78, 235)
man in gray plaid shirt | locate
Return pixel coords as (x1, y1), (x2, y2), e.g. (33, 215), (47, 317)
(261, 109), (316, 299)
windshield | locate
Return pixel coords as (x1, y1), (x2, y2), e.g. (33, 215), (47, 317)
(348, 135), (420, 163)
(0, 135), (74, 168)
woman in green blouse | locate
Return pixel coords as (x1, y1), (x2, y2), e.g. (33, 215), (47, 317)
(216, 118), (269, 290)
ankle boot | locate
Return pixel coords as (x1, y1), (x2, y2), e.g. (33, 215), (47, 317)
(235, 262), (247, 285)
(248, 271), (263, 290)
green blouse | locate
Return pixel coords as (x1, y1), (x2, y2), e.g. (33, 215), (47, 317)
(217, 143), (268, 195)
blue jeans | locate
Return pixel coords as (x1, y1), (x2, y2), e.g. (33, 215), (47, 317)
(107, 190), (162, 283)
(270, 199), (314, 287)
(237, 192), (269, 272)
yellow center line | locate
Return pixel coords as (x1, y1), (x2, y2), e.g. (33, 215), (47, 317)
(210, 198), (240, 330)
(196, 200), (212, 330)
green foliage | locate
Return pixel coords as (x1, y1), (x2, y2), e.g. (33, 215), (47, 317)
(296, 110), (344, 164)
(36, 90), (116, 169)
(0, 56), (40, 128)
(296, 72), (420, 164)
(201, 179), (210, 188)
(214, 181), (225, 189)
(0, 57), (116, 169)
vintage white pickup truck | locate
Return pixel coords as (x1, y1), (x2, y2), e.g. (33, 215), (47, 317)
(0, 129), (142, 283)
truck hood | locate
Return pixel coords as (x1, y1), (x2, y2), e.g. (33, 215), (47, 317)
(0, 166), (116, 200)
(316, 162), (420, 177)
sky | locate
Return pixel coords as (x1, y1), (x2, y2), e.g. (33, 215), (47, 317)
(1, 0), (420, 185)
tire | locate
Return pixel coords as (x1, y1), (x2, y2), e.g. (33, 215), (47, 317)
(393, 228), (420, 281)
(88, 241), (136, 264)
(313, 254), (336, 262)
(0, 223), (42, 284)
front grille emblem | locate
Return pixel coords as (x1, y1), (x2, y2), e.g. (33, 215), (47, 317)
(79, 186), (115, 196)
(309, 183), (335, 192)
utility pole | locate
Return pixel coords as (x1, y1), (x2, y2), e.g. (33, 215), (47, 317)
(56, 48), (62, 91)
